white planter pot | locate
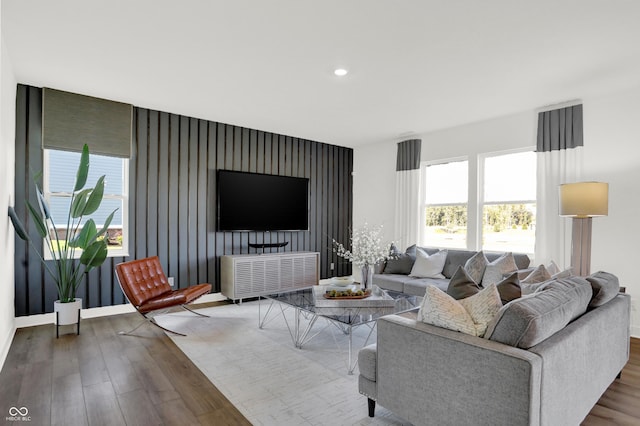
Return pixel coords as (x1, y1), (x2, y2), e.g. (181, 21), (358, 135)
(54, 298), (82, 326)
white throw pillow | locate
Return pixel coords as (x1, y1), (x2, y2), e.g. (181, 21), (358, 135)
(418, 286), (477, 335)
(418, 284), (502, 337)
(459, 284), (502, 337)
(482, 252), (518, 286)
(409, 248), (447, 278)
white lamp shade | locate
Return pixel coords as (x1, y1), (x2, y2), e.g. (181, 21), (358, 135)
(559, 182), (609, 217)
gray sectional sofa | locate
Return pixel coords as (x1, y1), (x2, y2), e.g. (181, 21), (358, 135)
(373, 246), (531, 296)
(359, 272), (631, 425)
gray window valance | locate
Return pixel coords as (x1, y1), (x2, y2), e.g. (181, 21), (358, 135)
(396, 139), (422, 171)
(536, 104), (583, 152)
(42, 88), (133, 158)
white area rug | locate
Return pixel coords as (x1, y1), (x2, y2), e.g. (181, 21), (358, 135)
(156, 300), (410, 425)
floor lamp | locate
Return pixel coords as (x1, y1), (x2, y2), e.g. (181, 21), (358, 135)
(559, 182), (609, 276)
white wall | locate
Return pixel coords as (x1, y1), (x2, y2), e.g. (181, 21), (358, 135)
(354, 110), (536, 243)
(583, 87), (640, 337)
(0, 15), (17, 368)
(354, 93), (640, 337)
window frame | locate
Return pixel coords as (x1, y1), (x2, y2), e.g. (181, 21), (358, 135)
(42, 149), (130, 260)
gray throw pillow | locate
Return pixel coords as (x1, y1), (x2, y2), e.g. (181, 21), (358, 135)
(447, 266), (481, 300)
(586, 271), (620, 308)
(383, 244), (416, 275)
(464, 251), (488, 283)
(496, 272), (521, 304)
(482, 252), (518, 286)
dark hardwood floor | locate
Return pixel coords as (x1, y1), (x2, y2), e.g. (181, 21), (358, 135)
(1, 302), (639, 425)
(0, 302), (250, 426)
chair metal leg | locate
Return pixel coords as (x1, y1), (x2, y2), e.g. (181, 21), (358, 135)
(182, 304), (210, 317)
(119, 312), (187, 337)
(119, 305), (208, 337)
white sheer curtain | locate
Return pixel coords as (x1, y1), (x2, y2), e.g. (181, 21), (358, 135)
(534, 105), (583, 268)
(394, 139), (422, 249)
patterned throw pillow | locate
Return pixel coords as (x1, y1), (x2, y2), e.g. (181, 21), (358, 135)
(464, 251), (488, 283)
(419, 284), (502, 337)
(409, 248), (448, 278)
(418, 286), (478, 335)
(460, 284), (503, 337)
(482, 253), (518, 286)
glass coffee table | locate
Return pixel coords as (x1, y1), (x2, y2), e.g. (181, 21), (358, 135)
(258, 285), (422, 374)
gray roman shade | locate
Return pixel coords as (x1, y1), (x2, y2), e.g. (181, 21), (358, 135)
(396, 139), (422, 171)
(536, 104), (583, 152)
(42, 88), (133, 158)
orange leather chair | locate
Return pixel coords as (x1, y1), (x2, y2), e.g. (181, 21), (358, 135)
(115, 256), (212, 336)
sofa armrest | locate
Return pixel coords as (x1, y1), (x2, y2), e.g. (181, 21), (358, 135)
(376, 314), (542, 426)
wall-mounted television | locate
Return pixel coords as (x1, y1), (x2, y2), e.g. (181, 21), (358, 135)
(217, 170), (309, 231)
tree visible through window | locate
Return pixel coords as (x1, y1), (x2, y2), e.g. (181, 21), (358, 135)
(481, 150), (536, 254)
(422, 159), (468, 249)
(44, 149), (129, 259)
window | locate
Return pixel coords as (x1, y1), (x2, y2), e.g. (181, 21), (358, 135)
(481, 150), (536, 254)
(43, 149), (129, 259)
(421, 159), (468, 249)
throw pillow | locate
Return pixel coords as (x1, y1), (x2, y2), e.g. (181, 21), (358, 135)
(459, 283), (502, 337)
(409, 248), (448, 279)
(521, 264), (551, 284)
(418, 285), (478, 335)
(496, 272), (521, 304)
(447, 266), (481, 300)
(546, 260), (561, 276)
(586, 271), (620, 308)
(382, 244), (416, 275)
(464, 251), (488, 283)
(419, 284), (502, 337)
(482, 252), (518, 286)
(551, 267), (573, 280)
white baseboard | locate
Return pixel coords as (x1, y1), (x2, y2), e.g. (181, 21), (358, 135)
(631, 326), (640, 339)
(14, 292), (228, 329)
(0, 325), (17, 374)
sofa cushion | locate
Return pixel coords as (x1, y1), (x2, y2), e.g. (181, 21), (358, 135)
(447, 266), (481, 300)
(358, 344), (377, 382)
(482, 252), (518, 286)
(586, 271), (620, 308)
(442, 249), (478, 279)
(404, 277), (449, 296)
(372, 274), (407, 293)
(464, 251), (488, 283)
(409, 248), (447, 278)
(485, 276), (592, 349)
(486, 251), (530, 270)
(383, 244), (416, 275)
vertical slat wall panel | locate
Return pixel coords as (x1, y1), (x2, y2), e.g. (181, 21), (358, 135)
(13, 85), (353, 316)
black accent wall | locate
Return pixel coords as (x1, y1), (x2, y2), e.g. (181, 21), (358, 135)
(14, 85), (353, 316)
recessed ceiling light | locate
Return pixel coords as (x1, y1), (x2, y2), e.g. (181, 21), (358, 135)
(334, 68), (348, 76)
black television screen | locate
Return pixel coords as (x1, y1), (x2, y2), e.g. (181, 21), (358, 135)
(217, 170), (309, 231)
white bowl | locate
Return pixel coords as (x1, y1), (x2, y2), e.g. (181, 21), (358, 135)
(331, 276), (355, 287)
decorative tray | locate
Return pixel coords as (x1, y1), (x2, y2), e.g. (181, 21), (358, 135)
(323, 289), (371, 300)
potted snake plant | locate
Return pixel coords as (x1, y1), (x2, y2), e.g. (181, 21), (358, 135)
(8, 144), (117, 328)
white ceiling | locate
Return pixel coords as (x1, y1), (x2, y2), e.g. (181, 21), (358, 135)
(3, 0), (640, 147)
